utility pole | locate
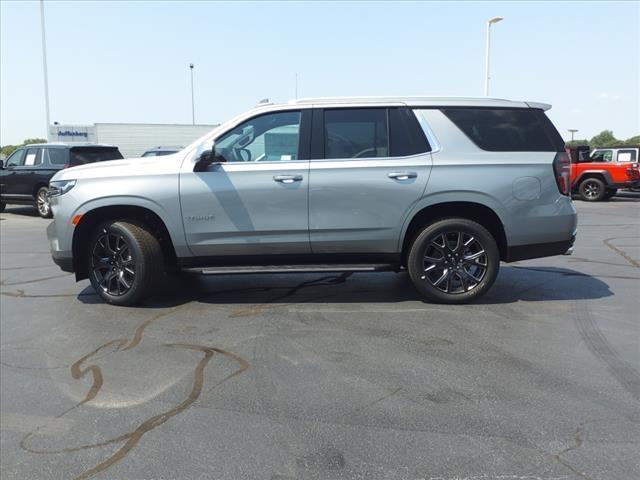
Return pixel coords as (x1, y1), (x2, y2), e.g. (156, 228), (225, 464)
(568, 129), (578, 142)
(295, 72), (298, 99)
(484, 16), (504, 96)
(189, 63), (195, 125)
(39, 0), (51, 140)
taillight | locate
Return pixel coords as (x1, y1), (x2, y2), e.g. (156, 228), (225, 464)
(626, 166), (640, 180)
(553, 152), (571, 195)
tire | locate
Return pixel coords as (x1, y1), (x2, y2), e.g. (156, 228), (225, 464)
(36, 186), (53, 218)
(603, 188), (617, 200)
(578, 178), (606, 202)
(87, 221), (164, 306)
(407, 218), (500, 304)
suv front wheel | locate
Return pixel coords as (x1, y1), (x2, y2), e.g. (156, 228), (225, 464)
(87, 221), (163, 306)
(407, 218), (500, 304)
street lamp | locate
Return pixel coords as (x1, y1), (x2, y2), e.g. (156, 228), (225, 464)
(39, 0), (51, 140)
(189, 63), (195, 125)
(568, 129), (579, 142)
(484, 16), (504, 97)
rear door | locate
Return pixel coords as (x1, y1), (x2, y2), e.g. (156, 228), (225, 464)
(13, 147), (43, 196)
(308, 106), (432, 253)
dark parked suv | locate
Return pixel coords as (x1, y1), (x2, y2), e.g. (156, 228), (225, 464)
(0, 143), (123, 218)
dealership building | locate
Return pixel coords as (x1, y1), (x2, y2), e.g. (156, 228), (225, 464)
(49, 123), (218, 158)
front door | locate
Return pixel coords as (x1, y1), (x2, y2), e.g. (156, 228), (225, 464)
(180, 109), (311, 257)
(1, 148), (27, 198)
(308, 107), (433, 253)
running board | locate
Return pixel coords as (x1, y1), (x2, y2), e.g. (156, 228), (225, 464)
(182, 263), (401, 275)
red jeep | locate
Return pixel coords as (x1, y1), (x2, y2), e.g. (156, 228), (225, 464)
(568, 146), (640, 201)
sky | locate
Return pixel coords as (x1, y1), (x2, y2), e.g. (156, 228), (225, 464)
(1, 0), (638, 145)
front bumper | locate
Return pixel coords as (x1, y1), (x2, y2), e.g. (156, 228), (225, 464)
(47, 221), (74, 272)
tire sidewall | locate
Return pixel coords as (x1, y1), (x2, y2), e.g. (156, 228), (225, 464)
(579, 178), (605, 202)
(36, 187), (52, 218)
(407, 218), (500, 304)
(87, 221), (152, 306)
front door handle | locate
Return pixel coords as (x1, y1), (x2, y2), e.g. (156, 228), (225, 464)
(388, 172), (417, 180)
(273, 175), (303, 184)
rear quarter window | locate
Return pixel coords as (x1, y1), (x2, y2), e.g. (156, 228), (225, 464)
(70, 148), (123, 165)
(441, 108), (564, 152)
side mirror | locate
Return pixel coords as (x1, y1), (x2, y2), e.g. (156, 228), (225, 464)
(193, 146), (226, 172)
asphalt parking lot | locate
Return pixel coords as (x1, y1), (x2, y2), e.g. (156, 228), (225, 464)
(1, 196), (638, 480)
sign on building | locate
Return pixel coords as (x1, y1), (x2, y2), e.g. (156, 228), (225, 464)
(50, 125), (96, 143)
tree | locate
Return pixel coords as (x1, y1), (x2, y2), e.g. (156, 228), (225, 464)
(589, 130), (621, 148)
(624, 135), (640, 145)
(565, 139), (590, 148)
(0, 138), (47, 158)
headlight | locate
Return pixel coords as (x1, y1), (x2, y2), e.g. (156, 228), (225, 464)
(49, 180), (76, 197)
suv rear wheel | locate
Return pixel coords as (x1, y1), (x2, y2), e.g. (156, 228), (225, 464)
(579, 178), (606, 202)
(87, 221), (163, 306)
(36, 186), (53, 218)
(407, 218), (500, 304)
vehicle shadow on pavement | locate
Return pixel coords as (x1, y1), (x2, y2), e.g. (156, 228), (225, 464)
(1, 206), (39, 217)
(76, 265), (615, 308)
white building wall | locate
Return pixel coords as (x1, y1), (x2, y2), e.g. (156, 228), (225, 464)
(94, 123), (217, 158)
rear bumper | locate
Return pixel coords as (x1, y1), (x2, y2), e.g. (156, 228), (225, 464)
(610, 180), (640, 189)
(505, 233), (576, 262)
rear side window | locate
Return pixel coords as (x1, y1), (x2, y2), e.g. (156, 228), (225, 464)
(442, 108), (564, 152)
(324, 108), (388, 159)
(24, 148), (42, 166)
(70, 147), (123, 165)
(617, 149), (637, 162)
(389, 107), (430, 156)
(46, 148), (68, 165)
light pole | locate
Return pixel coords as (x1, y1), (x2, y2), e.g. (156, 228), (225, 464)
(568, 129), (578, 142)
(39, 0), (51, 140)
(484, 16), (503, 97)
(189, 63), (195, 125)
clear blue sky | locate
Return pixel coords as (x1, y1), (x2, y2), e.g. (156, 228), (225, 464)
(1, 0), (638, 145)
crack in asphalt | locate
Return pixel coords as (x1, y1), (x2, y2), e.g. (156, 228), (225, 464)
(602, 237), (640, 268)
(18, 304), (249, 480)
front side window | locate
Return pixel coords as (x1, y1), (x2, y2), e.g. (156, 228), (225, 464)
(591, 150), (613, 162)
(324, 108), (388, 159)
(215, 111), (301, 163)
(23, 148), (42, 166)
(5, 149), (25, 167)
(616, 149), (637, 162)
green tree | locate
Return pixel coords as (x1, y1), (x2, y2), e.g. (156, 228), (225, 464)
(1, 138), (47, 159)
(623, 135), (640, 145)
(589, 130), (621, 148)
(565, 139), (590, 148)
(21, 138), (46, 146)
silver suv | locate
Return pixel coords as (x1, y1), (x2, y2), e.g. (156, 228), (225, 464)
(47, 97), (577, 306)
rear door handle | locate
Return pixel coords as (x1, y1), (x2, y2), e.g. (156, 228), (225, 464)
(273, 174), (303, 184)
(388, 172), (417, 180)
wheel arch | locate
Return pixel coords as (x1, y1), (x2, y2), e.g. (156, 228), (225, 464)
(400, 201), (508, 263)
(574, 170), (612, 188)
(72, 205), (177, 280)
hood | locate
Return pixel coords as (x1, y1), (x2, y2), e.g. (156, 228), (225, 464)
(51, 153), (184, 182)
